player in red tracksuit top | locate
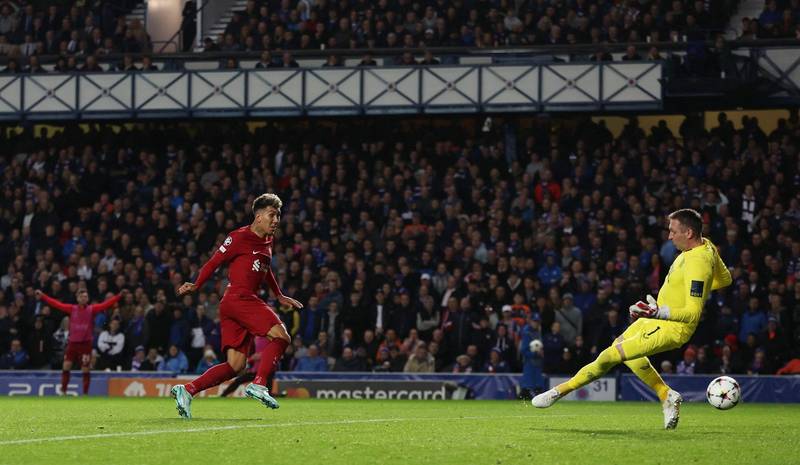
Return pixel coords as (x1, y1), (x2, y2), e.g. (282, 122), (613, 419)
(35, 289), (122, 395)
(170, 193), (302, 418)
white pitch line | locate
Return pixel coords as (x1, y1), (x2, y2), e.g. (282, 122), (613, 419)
(0, 414), (576, 446)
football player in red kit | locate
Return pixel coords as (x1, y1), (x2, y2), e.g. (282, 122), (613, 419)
(171, 193), (302, 418)
(35, 288), (123, 395)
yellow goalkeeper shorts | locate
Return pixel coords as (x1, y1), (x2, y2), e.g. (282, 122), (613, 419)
(614, 318), (685, 361)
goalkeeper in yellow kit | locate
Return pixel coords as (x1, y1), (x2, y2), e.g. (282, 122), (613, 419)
(532, 209), (732, 429)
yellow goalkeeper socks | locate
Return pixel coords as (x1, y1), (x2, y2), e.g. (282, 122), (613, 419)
(624, 357), (670, 402)
(556, 345), (622, 396)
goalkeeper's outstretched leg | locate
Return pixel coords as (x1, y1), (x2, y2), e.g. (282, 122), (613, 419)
(532, 321), (684, 429)
(531, 343), (623, 408)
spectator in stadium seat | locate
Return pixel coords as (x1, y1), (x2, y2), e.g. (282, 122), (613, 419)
(194, 348), (219, 374)
(25, 56), (45, 74)
(139, 348), (163, 371)
(739, 297), (768, 343)
(279, 51), (299, 68)
(169, 307), (189, 351)
(117, 54), (139, 72)
(622, 44), (642, 61)
(0, 339), (29, 369)
(357, 53), (377, 67)
(660, 360), (674, 374)
(483, 348), (510, 373)
(131, 345), (146, 370)
(158, 344), (189, 373)
(451, 354), (473, 373)
(676, 346), (697, 375)
(748, 348), (771, 375)
(97, 319), (125, 369)
(333, 346), (366, 371)
(141, 56), (158, 71)
(404, 341), (435, 373)
(322, 54), (342, 67)
(255, 51), (273, 69)
(294, 344), (328, 372)
(555, 293), (582, 347)
(2, 58), (19, 74)
(420, 50), (440, 65)
(26, 316), (51, 369)
(693, 346), (714, 374)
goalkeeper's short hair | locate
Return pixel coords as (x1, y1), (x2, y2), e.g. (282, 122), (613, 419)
(669, 208), (703, 237)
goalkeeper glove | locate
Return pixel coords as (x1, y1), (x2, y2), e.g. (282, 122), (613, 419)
(629, 294), (670, 321)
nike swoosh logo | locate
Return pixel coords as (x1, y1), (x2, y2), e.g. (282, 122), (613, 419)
(252, 251), (261, 254)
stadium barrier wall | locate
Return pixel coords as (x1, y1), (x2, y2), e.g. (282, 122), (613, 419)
(0, 371), (172, 397)
(619, 374), (800, 403)
(0, 62), (663, 121)
(5, 371), (798, 402)
(546, 377), (617, 401)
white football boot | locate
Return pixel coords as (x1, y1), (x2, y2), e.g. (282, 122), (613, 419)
(662, 389), (683, 430)
(531, 388), (562, 408)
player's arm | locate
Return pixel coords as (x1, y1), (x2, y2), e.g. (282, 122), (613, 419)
(91, 293), (122, 313)
(264, 264), (304, 309)
(35, 290), (73, 314)
(179, 237), (236, 295)
(264, 268), (283, 298)
(711, 248), (732, 291)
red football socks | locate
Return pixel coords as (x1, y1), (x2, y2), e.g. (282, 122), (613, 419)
(186, 362), (236, 396)
(253, 338), (289, 386)
(61, 370), (70, 395)
(83, 371), (90, 395)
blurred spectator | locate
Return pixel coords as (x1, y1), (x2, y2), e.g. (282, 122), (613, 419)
(555, 293), (582, 347)
(483, 348), (510, 373)
(194, 348), (219, 374)
(295, 344), (327, 371)
(26, 316), (51, 368)
(130, 345), (146, 370)
(739, 298), (767, 343)
(451, 354), (473, 373)
(158, 344), (189, 373)
(333, 346), (365, 371)
(139, 348), (163, 371)
(0, 339), (28, 369)
(676, 346), (697, 374)
(404, 341), (435, 372)
(97, 319), (125, 369)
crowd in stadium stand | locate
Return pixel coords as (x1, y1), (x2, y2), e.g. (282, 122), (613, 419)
(0, 0), (799, 74)
(0, 111), (799, 381)
(199, 0), (792, 52)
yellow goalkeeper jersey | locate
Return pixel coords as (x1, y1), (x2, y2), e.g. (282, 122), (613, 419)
(657, 237), (732, 341)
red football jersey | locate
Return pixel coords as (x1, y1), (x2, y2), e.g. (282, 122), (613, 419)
(39, 293), (121, 343)
(195, 226), (280, 296)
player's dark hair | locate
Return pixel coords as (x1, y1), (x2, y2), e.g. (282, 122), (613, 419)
(669, 208), (703, 237)
(252, 193), (283, 214)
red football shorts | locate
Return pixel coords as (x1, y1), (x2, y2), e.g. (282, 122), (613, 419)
(64, 341), (93, 368)
(220, 292), (282, 356)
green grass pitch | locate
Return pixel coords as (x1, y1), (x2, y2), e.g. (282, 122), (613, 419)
(0, 398), (797, 465)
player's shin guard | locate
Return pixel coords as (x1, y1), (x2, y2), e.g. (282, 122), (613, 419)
(82, 371), (90, 395)
(253, 337), (289, 386)
(186, 362), (237, 396)
(624, 357), (670, 402)
(556, 345), (622, 396)
(61, 370), (70, 395)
